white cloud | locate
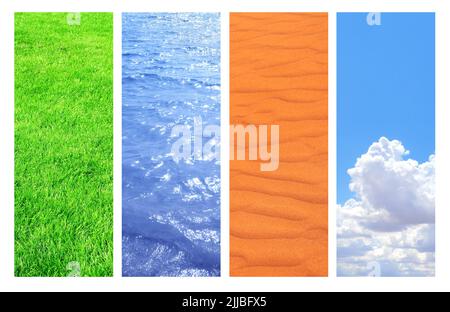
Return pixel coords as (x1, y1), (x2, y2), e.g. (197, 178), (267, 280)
(337, 137), (435, 277)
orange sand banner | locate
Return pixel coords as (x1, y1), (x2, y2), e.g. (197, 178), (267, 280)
(230, 13), (328, 277)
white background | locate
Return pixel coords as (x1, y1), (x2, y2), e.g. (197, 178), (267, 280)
(0, 0), (448, 292)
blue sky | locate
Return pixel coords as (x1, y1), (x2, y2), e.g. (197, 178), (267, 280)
(337, 13), (435, 204)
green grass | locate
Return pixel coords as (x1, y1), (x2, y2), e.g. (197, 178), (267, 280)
(15, 13), (113, 277)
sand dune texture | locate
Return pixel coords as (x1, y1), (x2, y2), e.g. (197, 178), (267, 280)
(230, 13), (328, 277)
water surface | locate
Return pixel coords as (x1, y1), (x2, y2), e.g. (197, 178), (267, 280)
(122, 13), (221, 277)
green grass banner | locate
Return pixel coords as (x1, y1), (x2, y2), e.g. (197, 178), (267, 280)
(15, 13), (113, 277)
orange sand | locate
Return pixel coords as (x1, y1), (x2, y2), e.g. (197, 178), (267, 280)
(230, 13), (328, 277)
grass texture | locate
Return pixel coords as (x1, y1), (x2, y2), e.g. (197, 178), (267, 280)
(15, 13), (113, 277)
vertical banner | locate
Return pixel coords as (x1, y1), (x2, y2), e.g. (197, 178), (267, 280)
(337, 13), (435, 277)
(230, 13), (328, 277)
(122, 13), (221, 277)
(15, 13), (113, 277)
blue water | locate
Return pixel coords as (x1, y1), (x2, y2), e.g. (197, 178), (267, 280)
(122, 13), (221, 277)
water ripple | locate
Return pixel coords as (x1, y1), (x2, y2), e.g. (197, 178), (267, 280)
(122, 13), (221, 277)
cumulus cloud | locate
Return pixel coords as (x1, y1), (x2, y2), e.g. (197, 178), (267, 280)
(337, 137), (435, 277)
